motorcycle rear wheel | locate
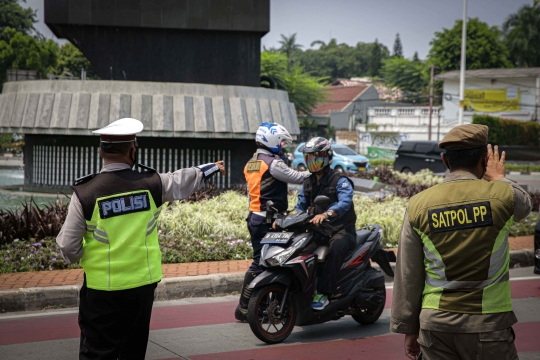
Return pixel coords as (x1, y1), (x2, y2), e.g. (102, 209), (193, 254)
(351, 285), (386, 325)
(247, 284), (297, 344)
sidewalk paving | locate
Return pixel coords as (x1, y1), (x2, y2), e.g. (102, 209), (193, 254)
(0, 236), (533, 291)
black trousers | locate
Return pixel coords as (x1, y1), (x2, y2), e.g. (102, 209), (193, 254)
(79, 277), (157, 360)
(247, 213), (272, 274)
(316, 227), (356, 294)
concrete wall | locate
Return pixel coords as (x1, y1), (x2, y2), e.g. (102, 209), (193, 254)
(0, 80), (299, 139)
(45, 0), (270, 86)
(442, 77), (537, 123)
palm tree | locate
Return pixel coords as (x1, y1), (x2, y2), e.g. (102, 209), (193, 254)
(503, 2), (540, 67)
(278, 33), (303, 59)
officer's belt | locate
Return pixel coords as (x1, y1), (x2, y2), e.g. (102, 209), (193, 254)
(252, 211), (266, 217)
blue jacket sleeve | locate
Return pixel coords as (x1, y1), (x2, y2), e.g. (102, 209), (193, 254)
(328, 177), (354, 219)
(294, 185), (309, 213)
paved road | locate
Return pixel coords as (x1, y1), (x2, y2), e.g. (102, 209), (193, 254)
(0, 267), (539, 360)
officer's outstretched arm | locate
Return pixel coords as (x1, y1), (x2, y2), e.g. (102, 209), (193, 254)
(160, 161), (225, 203)
(269, 159), (310, 184)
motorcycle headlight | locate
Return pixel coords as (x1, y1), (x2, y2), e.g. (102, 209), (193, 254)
(267, 237), (307, 266)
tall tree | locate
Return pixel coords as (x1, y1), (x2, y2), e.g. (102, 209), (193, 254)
(503, 2), (540, 67)
(261, 51), (328, 116)
(412, 51), (419, 62)
(382, 57), (427, 102)
(278, 33), (303, 67)
(368, 39), (382, 77)
(0, 27), (58, 83)
(428, 18), (512, 71)
(0, 0), (36, 37)
(393, 33), (403, 58)
(56, 42), (99, 79)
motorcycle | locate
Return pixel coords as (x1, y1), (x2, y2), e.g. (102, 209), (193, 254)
(246, 196), (395, 344)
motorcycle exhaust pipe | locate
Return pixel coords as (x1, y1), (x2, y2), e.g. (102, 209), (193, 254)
(355, 291), (385, 312)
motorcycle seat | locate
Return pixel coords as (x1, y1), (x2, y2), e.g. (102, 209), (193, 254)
(355, 230), (371, 248)
(314, 246), (329, 263)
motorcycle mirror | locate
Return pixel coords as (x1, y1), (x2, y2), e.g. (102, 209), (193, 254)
(313, 195), (331, 207)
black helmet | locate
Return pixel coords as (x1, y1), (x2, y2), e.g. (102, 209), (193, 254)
(302, 137), (333, 173)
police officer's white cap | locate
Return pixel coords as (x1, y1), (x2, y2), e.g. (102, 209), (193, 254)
(92, 118), (143, 143)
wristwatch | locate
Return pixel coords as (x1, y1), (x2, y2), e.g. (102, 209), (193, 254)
(325, 211), (333, 218)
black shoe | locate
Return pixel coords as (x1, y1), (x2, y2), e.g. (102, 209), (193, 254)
(234, 303), (248, 322)
(234, 271), (258, 322)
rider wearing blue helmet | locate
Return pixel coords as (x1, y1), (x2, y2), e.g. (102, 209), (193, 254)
(235, 122), (310, 321)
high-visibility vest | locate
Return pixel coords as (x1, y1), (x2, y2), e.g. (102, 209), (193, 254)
(407, 178), (514, 314)
(244, 152), (288, 213)
(73, 169), (163, 291)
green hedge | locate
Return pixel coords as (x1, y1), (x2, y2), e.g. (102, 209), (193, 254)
(472, 114), (540, 147)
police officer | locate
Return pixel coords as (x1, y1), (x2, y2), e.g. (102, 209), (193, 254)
(235, 122), (311, 321)
(293, 137), (356, 310)
(56, 118), (225, 360)
(390, 124), (532, 360)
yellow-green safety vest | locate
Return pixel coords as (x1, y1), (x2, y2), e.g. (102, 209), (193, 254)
(407, 178), (514, 314)
(73, 170), (163, 291)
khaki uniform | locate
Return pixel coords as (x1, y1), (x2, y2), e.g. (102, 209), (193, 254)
(390, 171), (532, 360)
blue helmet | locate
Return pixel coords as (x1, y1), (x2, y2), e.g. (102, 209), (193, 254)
(255, 122), (293, 153)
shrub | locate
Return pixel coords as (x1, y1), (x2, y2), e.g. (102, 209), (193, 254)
(0, 198), (68, 246)
(509, 211), (540, 237)
(505, 164), (540, 173)
(472, 114), (540, 147)
(369, 159), (395, 168)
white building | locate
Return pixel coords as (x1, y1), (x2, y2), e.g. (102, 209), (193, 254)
(435, 68), (540, 123)
(357, 106), (454, 157)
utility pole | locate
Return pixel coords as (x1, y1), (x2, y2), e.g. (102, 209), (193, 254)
(437, 107), (442, 141)
(458, 0), (467, 125)
(534, 76), (540, 122)
(428, 64), (434, 140)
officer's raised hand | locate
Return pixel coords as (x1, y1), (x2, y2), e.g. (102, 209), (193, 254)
(215, 160), (226, 176)
(484, 144), (506, 181)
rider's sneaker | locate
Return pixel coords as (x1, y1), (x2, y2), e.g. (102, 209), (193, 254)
(311, 291), (329, 310)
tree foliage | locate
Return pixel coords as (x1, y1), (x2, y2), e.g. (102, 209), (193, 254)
(278, 33), (303, 67)
(0, 0), (36, 37)
(428, 18), (512, 72)
(260, 51), (328, 116)
(503, 2), (540, 67)
(0, 27), (58, 83)
(56, 42), (99, 79)
(393, 33), (403, 58)
(382, 57), (427, 99)
(270, 36), (389, 82)
(369, 39), (383, 77)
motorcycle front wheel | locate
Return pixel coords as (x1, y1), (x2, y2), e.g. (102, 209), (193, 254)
(351, 285), (386, 325)
(247, 284), (297, 344)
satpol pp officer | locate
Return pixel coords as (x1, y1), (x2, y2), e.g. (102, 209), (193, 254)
(56, 118), (225, 360)
(390, 124), (532, 360)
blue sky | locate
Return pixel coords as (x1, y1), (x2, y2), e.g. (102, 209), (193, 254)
(27, 0), (531, 59)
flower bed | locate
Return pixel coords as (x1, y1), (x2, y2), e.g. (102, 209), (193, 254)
(2, 191), (537, 273)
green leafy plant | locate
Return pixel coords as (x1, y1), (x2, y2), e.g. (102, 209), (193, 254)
(0, 197), (68, 245)
(472, 114), (540, 147)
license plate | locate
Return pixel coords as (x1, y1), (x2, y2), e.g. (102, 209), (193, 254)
(358, 167), (366, 172)
(261, 232), (294, 244)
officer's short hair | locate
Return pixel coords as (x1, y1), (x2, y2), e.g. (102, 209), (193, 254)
(444, 146), (487, 170)
(100, 142), (135, 155)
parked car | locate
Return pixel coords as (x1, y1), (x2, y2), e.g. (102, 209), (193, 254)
(292, 142), (370, 173)
(393, 141), (446, 174)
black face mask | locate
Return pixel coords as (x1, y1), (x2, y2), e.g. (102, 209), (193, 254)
(130, 143), (138, 168)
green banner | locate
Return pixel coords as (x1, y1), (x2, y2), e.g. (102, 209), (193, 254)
(367, 146), (396, 160)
